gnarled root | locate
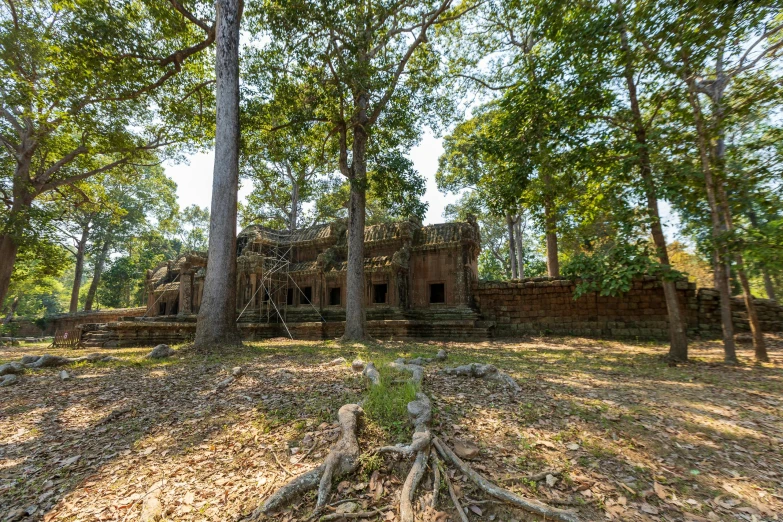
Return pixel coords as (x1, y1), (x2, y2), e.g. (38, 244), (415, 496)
(362, 362), (380, 386)
(396, 393), (432, 522)
(388, 349), (447, 386)
(24, 353), (119, 368)
(257, 404), (363, 517)
(433, 437), (580, 522)
(443, 363), (521, 391)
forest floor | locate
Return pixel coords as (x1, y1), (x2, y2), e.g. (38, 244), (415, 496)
(1, 335), (782, 522)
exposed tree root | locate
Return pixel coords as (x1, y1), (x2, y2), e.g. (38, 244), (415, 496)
(252, 350), (578, 522)
(256, 404), (363, 518)
(438, 457), (469, 522)
(0, 354), (120, 386)
(443, 362), (521, 391)
(362, 361), (380, 386)
(433, 437), (580, 522)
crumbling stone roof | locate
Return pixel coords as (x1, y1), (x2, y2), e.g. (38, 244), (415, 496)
(414, 222), (479, 247)
(238, 223), (338, 246)
(332, 256), (393, 272)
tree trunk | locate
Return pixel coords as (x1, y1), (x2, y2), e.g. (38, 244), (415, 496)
(193, 0), (242, 349)
(69, 226), (90, 313)
(84, 237), (111, 311)
(343, 94), (370, 341)
(746, 210), (776, 301)
(616, 1), (688, 361)
(289, 176), (299, 233)
(506, 213), (518, 279)
(0, 234), (19, 311)
(735, 255), (768, 361)
(684, 82), (737, 363)
(514, 216), (525, 278)
(543, 197), (559, 277)
(762, 270), (776, 301)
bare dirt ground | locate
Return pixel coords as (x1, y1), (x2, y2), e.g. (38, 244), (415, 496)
(1, 335), (781, 522)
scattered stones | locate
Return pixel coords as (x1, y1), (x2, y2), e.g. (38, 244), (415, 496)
(336, 501), (359, 514)
(322, 357), (347, 367)
(452, 439), (480, 460)
(231, 366), (243, 377)
(59, 370), (71, 381)
(351, 358), (365, 372)
(146, 344), (175, 359)
(566, 443), (580, 451)
(545, 474), (558, 487)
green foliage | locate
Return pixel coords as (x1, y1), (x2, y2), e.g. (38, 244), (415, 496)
(562, 240), (680, 299)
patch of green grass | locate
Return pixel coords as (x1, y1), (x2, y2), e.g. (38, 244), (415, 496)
(363, 366), (418, 442)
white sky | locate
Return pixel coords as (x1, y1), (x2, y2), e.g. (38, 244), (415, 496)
(163, 128), (461, 226)
(164, 128), (679, 241)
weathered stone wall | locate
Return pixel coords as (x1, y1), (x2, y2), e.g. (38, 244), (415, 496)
(40, 308), (146, 336)
(472, 277), (783, 339)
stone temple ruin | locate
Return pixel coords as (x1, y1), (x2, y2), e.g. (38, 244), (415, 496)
(145, 215), (480, 322)
(75, 215), (783, 347)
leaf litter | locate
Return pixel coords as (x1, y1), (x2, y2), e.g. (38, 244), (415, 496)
(0, 334), (781, 521)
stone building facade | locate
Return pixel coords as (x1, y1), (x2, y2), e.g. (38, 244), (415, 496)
(144, 216), (481, 321)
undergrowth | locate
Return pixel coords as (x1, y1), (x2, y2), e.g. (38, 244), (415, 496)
(363, 365), (418, 442)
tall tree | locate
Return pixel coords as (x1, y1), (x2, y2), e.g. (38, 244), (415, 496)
(0, 0), (216, 309)
(193, 0), (242, 349)
(250, 0), (470, 339)
(640, 0), (782, 362)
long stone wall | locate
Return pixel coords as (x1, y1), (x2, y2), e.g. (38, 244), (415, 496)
(8, 308), (147, 337)
(471, 277), (783, 339)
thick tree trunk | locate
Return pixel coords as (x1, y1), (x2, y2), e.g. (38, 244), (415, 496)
(685, 83), (737, 363)
(616, 3), (688, 361)
(506, 213), (517, 279)
(84, 238), (111, 311)
(69, 227), (90, 313)
(514, 216), (524, 278)
(193, 0), (242, 349)
(343, 97), (369, 340)
(543, 199), (559, 277)
(0, 234), (19, 311)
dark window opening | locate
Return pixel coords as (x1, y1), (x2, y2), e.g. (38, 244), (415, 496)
(170, 299), (178, 315)
(159, 302), (166, 315)
(301, 286), (313, 305)
(329, 287), (341, 306)
(373, 283), (388, 304)
(286, 288), (294, 305)
(429, 283), (445, 304)
(262, 289), (270, 302)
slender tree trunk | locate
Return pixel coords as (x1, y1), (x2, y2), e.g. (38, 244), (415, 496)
(685, 82), (737, 363)
(194, 0), (242, 349)
(543, 191), (559, 277)
(746, 210), (776, 301)
(616, 2), (688, 360)
(69, 227), (90, 313)
(514, 216), (524, 278)
(289, 176), (299, 233)
(762, 271), (776, 301)
(716, 185), (768, 360)
(343, 94), (370, 341)
(506, 213), (518, 279)
(84, 237), (111, 311)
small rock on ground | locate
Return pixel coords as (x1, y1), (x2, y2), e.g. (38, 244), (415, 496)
(351, 359), (365, 372)
(452, 439), (480, 460)
(146, 344), (175, 359)
(59, 370), (71, 381)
